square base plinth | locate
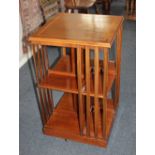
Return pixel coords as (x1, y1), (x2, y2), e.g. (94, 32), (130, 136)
(43, 93), (116, 147)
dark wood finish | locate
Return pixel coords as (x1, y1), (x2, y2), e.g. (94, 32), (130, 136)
(125, 0), (136, 20)
(95, 0), (111, 14)
(29, 13), (123, 148)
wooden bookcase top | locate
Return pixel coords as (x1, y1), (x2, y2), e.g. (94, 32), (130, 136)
(29, 13), (123, 48)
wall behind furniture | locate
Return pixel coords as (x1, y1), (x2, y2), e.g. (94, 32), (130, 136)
(19, 15), (32, 69)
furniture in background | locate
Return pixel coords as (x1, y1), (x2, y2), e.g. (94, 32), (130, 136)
(20, 0), (44, 53)
(64, 0), (111, 14)
(125, 0), (136, 20)
(95, 0), (111, 14)
(29, 13), (123, 147)
(39, 0), (59, 21)
(64, 0), (96, 13)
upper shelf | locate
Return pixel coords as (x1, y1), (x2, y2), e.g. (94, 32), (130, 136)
(29, 13), (124, 48)
(38, 55), (116, 98)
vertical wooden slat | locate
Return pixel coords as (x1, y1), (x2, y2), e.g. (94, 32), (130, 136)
(42, 89), (51, 117)
(126, 0), (129, 16)
(38, 89), (47, 124)
(44, 46), (49, 71)
(62, 47), (66, 56)
(32, 45), (39, 82)
(94, 47), (99, 138)
(71, 48), (75, 74)
(41, 45), (47, 77)
(115, 24), (123, 108)
(85, 46), (91, 136)
(77, 46), (84, 135)
(103, 48), (109, 96)
(36, 45), (43, 80)
(46, 89), (54, 114)
(103, 48), (109, 139)
(71, 48), (77, 112)
(131, 0), (134, 15)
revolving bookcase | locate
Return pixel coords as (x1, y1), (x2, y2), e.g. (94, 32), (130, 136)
(29, 13), (123, 148)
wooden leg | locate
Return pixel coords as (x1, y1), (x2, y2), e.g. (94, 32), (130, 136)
(115, 24), (123, 109)
(103, 48), (109, 139)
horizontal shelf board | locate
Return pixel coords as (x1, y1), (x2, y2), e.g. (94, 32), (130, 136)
(38, 72), (115, 98)
(43, 93), (116, 147)
(38, 56), (116, 98)
(38, 74), (79, 94)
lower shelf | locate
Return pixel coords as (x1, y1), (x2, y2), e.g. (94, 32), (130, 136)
(43, 93), (116, 147)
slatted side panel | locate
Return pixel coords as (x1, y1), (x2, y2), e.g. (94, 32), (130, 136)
(32, 44), (54, 125)
(42, 46), (54, 114)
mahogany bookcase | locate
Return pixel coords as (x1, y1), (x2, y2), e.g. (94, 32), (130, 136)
(29, 13), (123, 148)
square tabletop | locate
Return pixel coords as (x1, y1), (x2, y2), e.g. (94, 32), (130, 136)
(29, 13), (123, 48)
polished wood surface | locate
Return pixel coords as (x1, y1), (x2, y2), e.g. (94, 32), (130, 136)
(29, 13), (123, 147)
(44, 93), (115, 147)
(29, 13), (123, 48)
(37, 55), (116, 98)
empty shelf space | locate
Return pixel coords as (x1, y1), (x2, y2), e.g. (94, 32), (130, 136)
(48, 55), (116, 77)
(43, 93), (116, 147)
(38, 55), (116, 98)
(38, 74), (81, 94)
(48, 55), (75, 77)
(82, 71), (116, 98)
